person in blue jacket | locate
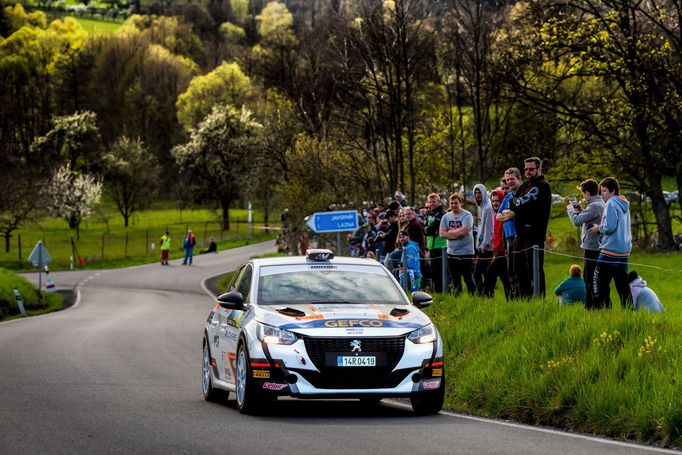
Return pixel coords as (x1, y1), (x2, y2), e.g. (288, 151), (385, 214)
(589, 177), (632, 308)
(554, 264), (587, 305)
(397, 230), (422, 291)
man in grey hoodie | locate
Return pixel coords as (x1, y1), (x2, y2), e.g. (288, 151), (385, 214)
(473, 184), (495, 295)
(567, 179), (606, 309)
(590, 177), (632, 308)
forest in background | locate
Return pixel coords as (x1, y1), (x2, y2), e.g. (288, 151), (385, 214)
(2, 0), (681, 253)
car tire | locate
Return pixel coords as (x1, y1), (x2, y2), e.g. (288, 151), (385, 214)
(235, 343), (261, 414)
(202, 340), (227, 403)
(410, 377), (445, 416)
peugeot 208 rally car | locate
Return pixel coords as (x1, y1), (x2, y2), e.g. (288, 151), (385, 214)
(201, 249), (444, 415)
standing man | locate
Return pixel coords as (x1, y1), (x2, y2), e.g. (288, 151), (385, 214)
(590, 177), (632, 308)
(160, 231), (170, 265)
(394, 191), (409, 207)
(567, 179), (606, 308)
(182, 229), (196, 265)
(440, 194), (475, 296)
(502, 157), (552, 298)
(472, 184), (495, 295)
(423, 193), (447, 293)
(497, 168), (521, 298)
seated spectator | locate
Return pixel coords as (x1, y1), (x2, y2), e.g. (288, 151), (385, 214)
(628, 271), (664, 313)
(397, 262), (418, 292)
(200, 237), (218, 254)
(554, 264), (587, 305)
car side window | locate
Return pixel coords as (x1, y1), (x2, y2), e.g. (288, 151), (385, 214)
(235, 265), (253, 302)
(228, 266), (245, 291)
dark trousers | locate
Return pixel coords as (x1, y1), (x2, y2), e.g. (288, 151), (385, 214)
(484, 254), (510, 299)
(429, 248), (446, 293)
(447, 254), (475, 296)
(593, 254), (632, 309)
(583, 249), (601, 309)
(511, 238), (545, 299)
(473, 251), (494, 296)
(506, 237), (520, 299)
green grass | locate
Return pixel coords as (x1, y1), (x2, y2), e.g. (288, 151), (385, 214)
(0, 201), (279, 271)
(0, 268), (63, 320)
(74, 16), (121, 33)
(424, 251), (682, 448)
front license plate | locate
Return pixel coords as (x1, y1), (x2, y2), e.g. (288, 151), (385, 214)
(337, 356), (376, 367)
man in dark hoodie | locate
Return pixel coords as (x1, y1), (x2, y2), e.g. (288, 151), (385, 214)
(502, 157), (552, 298)
(590, 177), (632, 308)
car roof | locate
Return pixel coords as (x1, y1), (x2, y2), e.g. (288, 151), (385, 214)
(249, 255), (384, 268)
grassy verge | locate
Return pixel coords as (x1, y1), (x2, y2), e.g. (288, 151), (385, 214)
(424, 251), (682, 448)
(0, 268), (63, 321)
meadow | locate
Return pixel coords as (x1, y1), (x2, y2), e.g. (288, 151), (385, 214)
(0, 201), (278, 271)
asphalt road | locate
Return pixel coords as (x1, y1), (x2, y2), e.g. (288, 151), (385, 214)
(0, 241), (676, 455)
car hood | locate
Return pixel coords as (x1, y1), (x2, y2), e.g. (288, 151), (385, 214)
(256, 303), (432, 337)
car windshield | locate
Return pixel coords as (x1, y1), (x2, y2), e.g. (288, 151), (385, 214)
(257, 264), (405, 305)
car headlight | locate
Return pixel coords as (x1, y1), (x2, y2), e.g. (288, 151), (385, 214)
(257, 323), (298, 345)
(407, 324), (437, 344)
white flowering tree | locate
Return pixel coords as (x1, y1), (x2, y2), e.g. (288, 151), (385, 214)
(48, 164), (102, 239)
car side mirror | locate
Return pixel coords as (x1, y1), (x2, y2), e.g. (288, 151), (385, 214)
(217, 290), (245, 309)
(411, 291), (433, 309)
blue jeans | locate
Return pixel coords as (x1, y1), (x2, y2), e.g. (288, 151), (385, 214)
(183, 247), (194, 265)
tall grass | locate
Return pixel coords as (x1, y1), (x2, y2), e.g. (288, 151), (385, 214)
(426, 252), (682, 447)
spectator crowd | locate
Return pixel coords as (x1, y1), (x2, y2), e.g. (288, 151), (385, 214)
(340, 156), (663, 313)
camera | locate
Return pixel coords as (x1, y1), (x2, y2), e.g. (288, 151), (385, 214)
(570, 196), (580, 208)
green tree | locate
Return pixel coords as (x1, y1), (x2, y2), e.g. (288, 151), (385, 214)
(101, 136), (160, 227)
(176, 61), (252, 130)
(172, 104), (262, 230)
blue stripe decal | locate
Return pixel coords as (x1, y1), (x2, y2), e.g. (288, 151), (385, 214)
(279, 319), (423, 330)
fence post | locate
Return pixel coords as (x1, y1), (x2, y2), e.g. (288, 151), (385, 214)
(203, 222), (208, 244)
(125, 231), (129, 257)
(18, 234), (21, 261)
(442, 251), (448, 294)
(101, 234), (105, 259)
(145, 229), (149, 255)
(533, 245), (541, 297)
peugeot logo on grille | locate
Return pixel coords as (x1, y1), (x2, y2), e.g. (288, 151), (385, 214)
(350, 340), (362, 352)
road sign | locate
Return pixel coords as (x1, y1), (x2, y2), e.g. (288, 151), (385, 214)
(28, 241), (51, 268)
(305, 210), (359, 233)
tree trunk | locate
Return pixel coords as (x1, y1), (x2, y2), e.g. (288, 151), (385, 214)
(4, 232), (10, 253)
(221, 198), (231, 231)
(646, 173), (674, 249)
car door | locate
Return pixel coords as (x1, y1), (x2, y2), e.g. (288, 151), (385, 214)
(213, 266), (244, 382)
(218, 265), (253, 385)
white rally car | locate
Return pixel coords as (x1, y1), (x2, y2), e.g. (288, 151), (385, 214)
(201, 249), (444, 415)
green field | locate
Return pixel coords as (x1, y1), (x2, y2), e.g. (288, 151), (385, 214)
(0, 201), (278, 271)
(74, 16), (121, 33)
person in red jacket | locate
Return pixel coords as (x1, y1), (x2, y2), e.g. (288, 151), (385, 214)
(484, 189), (510, 299)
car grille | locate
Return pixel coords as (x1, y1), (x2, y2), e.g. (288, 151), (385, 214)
(301, 336), (407, 389)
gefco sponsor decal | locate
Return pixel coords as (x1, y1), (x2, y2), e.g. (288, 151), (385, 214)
(324, 319), (383, 328)
(262, 382), (288, 391)
(252, 370), (270, 379)
(422, 379), (441, 390)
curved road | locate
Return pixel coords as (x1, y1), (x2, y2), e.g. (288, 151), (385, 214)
(0, 241), (674, 454)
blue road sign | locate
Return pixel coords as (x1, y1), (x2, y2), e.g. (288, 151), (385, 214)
(305, 210), (359, 233)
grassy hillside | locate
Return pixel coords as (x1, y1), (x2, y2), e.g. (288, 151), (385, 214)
(0, 268), (63, 321)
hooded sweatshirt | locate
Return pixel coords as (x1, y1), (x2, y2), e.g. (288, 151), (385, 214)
(509, 175), (552, 243)
(598, 195), (632, 255)
(474, 183), (495, 253)
(491, 189), (506, 254)
(628, 277), (664, 313)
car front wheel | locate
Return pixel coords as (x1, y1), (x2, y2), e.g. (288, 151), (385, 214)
(202, 341), (227, 403)
(410, 377), (445, 416)
(236, 343), (261, 414)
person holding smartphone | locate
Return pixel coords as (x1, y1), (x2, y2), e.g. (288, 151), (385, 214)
(567, 179), (606, 308)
